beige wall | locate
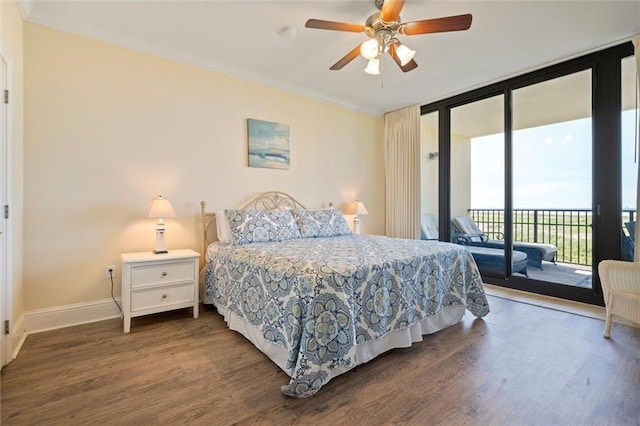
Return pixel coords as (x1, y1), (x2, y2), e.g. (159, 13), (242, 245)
(1, 0), (25, 340)
(420, 113), (438, 218)
(450, 133), (471, 218)
(24, 23), (384, 311)
(419, 115), (471, 235)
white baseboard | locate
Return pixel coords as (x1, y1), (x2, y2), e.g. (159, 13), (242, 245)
(25, 298), (122, 334)
(11, 312), (26, 361)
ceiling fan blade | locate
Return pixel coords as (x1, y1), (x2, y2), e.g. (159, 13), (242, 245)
(400, 59), (418, 72)
(305, 19), (366, 33)
(398, 14), (472, 36)
(388, 43), (418, 72)
(380, 0), (405, 23)
(329, 45), (362, 70)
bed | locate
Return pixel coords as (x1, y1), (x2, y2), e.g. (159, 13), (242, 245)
(201, 192), (490, 398)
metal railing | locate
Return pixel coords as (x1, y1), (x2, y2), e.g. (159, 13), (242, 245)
(468, 208), (637, 266)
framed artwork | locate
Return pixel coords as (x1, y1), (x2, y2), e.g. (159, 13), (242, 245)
(247, 118), (290, 170)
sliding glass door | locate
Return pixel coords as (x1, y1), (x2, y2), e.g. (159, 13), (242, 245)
(450, 95), (508, 278)
(621, 55), (638, 261)
(420, 42), (634, 304)
(512, 70), (593, 289)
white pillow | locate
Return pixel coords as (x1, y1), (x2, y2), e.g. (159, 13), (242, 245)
(216, 210), (233, 244)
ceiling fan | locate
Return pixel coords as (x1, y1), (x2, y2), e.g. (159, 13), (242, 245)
(305, 0), (472, 74)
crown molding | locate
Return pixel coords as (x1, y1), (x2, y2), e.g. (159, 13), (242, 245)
(15, 0), (35, 20)
(24, 16), (385, 117)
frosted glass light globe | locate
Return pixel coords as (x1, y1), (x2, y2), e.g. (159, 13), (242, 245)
(360, 39), (379, 60)
(364, 58), (380, 75)
(396, 44), (416, 66)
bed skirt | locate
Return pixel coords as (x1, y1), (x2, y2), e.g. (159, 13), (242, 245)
(209, 300), (466, 380)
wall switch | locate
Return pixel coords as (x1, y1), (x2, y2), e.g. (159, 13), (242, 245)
(105, 265), (115, 279)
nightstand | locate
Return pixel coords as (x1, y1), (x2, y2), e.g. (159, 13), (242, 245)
(121, 249), (200, 333)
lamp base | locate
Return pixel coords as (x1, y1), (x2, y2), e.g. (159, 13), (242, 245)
(154, 223), (168, 254)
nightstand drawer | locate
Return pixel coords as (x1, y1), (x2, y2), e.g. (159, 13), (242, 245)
(130, 261), (194, 288)
(131, 283), (194, 312)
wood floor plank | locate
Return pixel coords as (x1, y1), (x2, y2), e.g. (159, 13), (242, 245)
(2, 296), (639, 425)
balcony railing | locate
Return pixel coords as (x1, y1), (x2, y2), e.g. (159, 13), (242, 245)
(468, 208), (637, 266)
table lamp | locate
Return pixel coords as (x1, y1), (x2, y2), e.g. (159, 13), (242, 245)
(147, 195), (176, 254)
(345, 200), (368, 234)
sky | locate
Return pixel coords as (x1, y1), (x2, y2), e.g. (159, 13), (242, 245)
(470, 110), (638, 210)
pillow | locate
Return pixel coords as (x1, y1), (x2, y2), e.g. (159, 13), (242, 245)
(225, 209), (301, 245)
(215, 210), (233, 244)
(291, 208), (353, 238)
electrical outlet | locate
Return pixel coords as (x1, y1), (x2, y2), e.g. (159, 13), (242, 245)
(105, 265), (115, 279)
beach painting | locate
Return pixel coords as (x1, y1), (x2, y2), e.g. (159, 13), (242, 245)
(247, 118), (290, 170)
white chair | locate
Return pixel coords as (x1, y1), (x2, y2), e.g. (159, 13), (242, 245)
(597, 260), (640, 338)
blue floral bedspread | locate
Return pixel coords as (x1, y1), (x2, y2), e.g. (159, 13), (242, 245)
(205, 235), (489, 398)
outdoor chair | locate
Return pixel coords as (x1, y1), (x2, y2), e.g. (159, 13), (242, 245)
(598, 259), (640, 338)
(421, 214), (528, 276)
(452, 216), (557, 269)
(420, 214), (439, 240)
(626, 221), (636, 240)
(465, 246), (528, 277)
(620, 221), (635, 261)
(621, 230), (635, 261)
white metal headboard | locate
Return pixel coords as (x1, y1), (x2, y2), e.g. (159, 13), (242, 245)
(237, 190), (306, 211)
(200, 191), (306, 260)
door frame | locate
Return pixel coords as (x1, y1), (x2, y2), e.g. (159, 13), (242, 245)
(0, 44), (14, 367)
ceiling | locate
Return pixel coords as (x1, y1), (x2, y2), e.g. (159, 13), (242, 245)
(17, 0), (640, 116)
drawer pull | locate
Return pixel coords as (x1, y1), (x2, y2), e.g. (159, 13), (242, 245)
(161, 293), (167, 299)
(161, 272), (168, 277)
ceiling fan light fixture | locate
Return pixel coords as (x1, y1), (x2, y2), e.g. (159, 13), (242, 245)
(364, 57), (380, 75)
(307, 1), (473, 73)
(360, 39), (379, 60)
(395, 43), (416, 66)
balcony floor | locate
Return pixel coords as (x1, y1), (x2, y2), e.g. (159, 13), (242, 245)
(517, 261), (592, 288)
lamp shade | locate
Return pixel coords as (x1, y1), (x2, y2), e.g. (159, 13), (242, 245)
(364, 58), (380, 75)
(147, 195), (176, 219)
(395, 43), (416, 66)
(345, 200), (368, 216)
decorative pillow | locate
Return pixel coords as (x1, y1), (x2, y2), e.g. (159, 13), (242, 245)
(225, 209), (301, 245)
(291, 208), (353, 238)
(215, 210), (233, 244)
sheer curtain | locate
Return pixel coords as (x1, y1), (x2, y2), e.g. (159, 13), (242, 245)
(384, 105), (420, 239)
(634, 36), (640, 261)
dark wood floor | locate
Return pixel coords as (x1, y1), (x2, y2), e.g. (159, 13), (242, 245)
(2, 295), (639, 425)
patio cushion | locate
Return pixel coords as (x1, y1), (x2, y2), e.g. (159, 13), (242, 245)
(452, 216), (558, 269)
(421, 214), (439, 240)
(465, 246), (528, 277)
(452, 216), (488, 242)
(508, 241), (557, 261)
